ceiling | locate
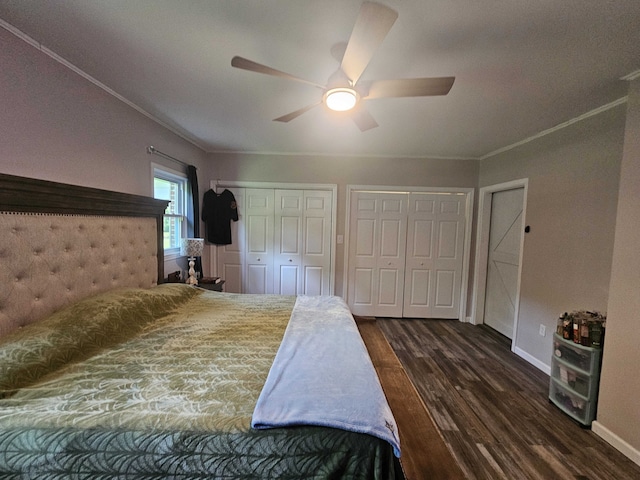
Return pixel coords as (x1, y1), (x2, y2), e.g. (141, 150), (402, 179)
(1, 0), (639, 159)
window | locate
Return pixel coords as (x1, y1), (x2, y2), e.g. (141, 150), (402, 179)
(153, 165), (188, 256)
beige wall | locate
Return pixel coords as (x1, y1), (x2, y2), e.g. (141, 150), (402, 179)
(479, 105), (625, 367)
(0, 27), (211, 276)
(596, 78), (640, 459)
(208, 152), (479, 296)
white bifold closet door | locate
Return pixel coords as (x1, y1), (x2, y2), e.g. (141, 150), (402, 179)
(403, 193), (466, 319)
(274, 189), (332, 295)
(216, 186), (245, 294)
(348, 192), (408, 317)
(347, 190), (466, 319)
(218, 187), (332, 296)
(244, 189), (274, 294)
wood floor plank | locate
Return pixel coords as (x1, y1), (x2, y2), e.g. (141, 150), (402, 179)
(356, 318), (466, 480)
(376, 318), (640, 480)
(443, 432), (496, 479)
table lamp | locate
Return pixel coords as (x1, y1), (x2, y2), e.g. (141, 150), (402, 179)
(180, 238), (204, 286)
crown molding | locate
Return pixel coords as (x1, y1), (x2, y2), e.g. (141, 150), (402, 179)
(0, 19), (206, 152)
(479, 97), (628, 160)
(621, 69), (640, 81)
(207, 148), (478, 161)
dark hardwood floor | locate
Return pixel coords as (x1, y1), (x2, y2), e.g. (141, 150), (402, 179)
(376, 318), (640, 480)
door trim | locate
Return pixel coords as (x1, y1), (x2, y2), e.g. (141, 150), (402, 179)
(345, 185), (474, 320)
(470, 179), (528, 351)
(209, 180), (337, 295)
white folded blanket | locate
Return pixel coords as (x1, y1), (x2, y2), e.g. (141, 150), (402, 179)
(251, 295), (401, 457)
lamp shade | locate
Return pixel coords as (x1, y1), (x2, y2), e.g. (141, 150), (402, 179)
(180, 238), (204, 257)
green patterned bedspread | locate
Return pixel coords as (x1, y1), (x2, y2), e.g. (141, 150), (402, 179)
(0, 285), (398, 479)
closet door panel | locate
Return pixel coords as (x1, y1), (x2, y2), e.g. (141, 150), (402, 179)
(403, 194), (436, 317)
(379, 268), (400, 305)
(434, 270), (455, 308)
(278, 265), (299, 295)
(408, 269), (431, 307)
(247, 263), (269, 294)
(244, 189), (274, 294)
(303, 266), (323, 296)
(221, 263), (243, 293)
(430, 195), (465, 318)
(348, 192), (406, 317)
(349, 206), (378, 315)
(354, 268), (374, 305)
(305, 217), (325, 254)
(280, 217), (301, 253)
(274, 190), (303, 295)
(302, 190), (332, 295)
(377, 216), (405, 315)
(216, 187), (245, 293)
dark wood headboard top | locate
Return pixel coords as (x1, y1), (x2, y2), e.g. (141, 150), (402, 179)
(0, 173), (169, 282)
(0, 173), (168, 216)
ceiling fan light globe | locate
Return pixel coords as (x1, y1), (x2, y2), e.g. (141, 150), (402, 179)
(324, 88), (358, 111)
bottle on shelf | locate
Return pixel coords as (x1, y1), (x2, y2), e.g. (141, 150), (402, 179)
(589, 321), (604, 348)
(580, 319), (590, 346)
(559, 312), (573, 341)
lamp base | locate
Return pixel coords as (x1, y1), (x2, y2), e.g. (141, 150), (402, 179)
(186, 257), (198, 285)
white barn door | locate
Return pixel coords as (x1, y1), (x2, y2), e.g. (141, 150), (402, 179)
(483, 187), (524, 338)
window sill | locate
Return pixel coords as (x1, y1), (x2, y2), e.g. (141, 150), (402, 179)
(164, 250), (182, 261)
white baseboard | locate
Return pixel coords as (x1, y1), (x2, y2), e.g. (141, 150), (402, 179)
(592, 421), (640, 467)
(514, 346), (551, 375)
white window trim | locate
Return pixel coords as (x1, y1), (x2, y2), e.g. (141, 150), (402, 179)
(152, 163), (188, 260)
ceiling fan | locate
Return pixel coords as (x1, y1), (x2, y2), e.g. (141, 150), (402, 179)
(231, 1), (455, 131)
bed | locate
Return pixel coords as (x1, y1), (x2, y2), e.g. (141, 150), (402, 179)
(0, 173), (402, 479)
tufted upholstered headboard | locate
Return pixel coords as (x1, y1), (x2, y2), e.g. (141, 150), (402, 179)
(0, 173), (168, 338)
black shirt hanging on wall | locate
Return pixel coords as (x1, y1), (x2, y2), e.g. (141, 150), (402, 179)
(201, 189), (238, 245)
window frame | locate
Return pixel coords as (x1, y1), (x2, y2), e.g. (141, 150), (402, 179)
(152, 163), (188, 259)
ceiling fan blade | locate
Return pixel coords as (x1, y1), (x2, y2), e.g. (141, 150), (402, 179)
(274, 102), (322, 123)
(231, 56), (325, 89)
(341, 2), (398, 85)
(330, 41), (348, 63)
(364, 77), (456, 99)
(351, 105), (379, 131)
